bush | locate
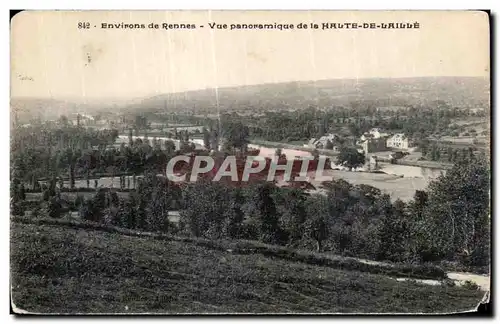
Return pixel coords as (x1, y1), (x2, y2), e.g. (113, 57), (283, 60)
(79, 200), (100, 222)
(43, 198), (63, 219)
(462, 280), (479, 291)
(11, 202), (25, 216)
(31, 204), (42, 218)
(444, 278), (456, 287)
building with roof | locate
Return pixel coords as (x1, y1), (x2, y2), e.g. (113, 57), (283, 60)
(357, 128), (390, 153)
(386, 133), (410, 150)
(305, 133), (343, 151)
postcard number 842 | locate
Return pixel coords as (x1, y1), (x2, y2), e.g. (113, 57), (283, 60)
(78, 22), (91, 29)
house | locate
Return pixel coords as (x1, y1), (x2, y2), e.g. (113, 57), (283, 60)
(360, 128), (390, 141)
(305, 134), (343, 152)
(357, 128), (389, 153)
(305, 138), (318, 148)
(358, 137), (387, 154)
(386, 133), (410, 150)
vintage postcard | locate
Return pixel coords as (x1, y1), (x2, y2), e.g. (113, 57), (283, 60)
(10, 10), (490, 314)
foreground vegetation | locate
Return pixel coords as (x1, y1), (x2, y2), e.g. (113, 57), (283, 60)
(12, 150), (490, 271)
(11, 216), (447, 280)
(11, 222), (483, 314)
(10, 104), (490, 313)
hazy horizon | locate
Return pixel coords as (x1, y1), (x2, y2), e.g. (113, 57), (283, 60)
(11, 11), (489, 100)
(11, 75), (490, 103)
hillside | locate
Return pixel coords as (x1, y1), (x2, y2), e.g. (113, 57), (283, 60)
(11, 77), (490, 120)
(9, 97), (132, 123)
(122, 76), (490, 114)
(11, 221), (483, 314)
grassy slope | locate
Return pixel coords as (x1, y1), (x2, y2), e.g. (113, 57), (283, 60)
(11, 222), (482, 314)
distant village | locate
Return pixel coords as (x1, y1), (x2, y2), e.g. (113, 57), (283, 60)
(305, 128), (411, 153)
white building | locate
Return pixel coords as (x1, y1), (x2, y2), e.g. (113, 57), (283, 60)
(386, 133), (410, 149)
(360, 128), (390, 141)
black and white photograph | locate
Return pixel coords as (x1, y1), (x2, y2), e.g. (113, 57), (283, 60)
(9, 10), (491, 314)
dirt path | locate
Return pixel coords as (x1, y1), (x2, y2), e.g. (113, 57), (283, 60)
(447, 272), (490, 292)
(354, 257), (490, 292)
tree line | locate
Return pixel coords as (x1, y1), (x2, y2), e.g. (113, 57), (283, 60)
(13, 153), (489, 269)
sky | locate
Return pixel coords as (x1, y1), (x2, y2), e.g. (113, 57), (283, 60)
(11, 10), (490, 99)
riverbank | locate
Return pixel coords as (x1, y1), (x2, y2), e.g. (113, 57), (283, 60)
(249, 139), (340, 157)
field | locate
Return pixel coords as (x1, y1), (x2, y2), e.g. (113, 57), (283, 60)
(11, 221), (483, 314)
(309, 169), (434, 202)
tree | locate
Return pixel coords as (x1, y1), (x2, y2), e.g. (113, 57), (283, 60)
(180, 181), (230, 238)
(420, 139), (430, 156)
(242, 183), (284, 244)
(325, 139), (334, 150)
(422, 156), (490, 265)
(336, 147), (365, 170)
(44, 197), (63, 219)
(11, 178), (24, 216)
(128, 128), (134, 146)
(164, 140), (176, 155)
(222, 188), (245, 239)
(222, 121), (249, 152)
(377, 199), (411, 262)
(135, 115), (148, 131)
(348, 123), (362, 145)
(274, 188), (307, 246)
(304, 195), (330, 252)
(58, 115), (69, 127)
(312, 149), (320, 160)
(118, 197), (137, 229)
(202, 127), (211, 150)
(316, 121), (326, 138)
(447, 147), (454, 162)
(209, 127), (220, 152)
(145, 188), (170, 233)
(409, 190), (428, 221)
(19, 184), (26, 201)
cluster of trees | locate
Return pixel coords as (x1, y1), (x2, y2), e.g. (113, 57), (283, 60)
(11, 124), (199, 191)
(78, 173), (182, 232)
(419, 141), (486, 163)
(11, 125), (119, 189)
(15, 148), (489, 268)
(177, 154), (489, 267)
(22, 172), (183, 232)
(10, 179), (26, 216)
(119, 103), (481, 145)
(11, 116), (255, 194)
(336, 147), (366, 170)
(12, 109), (490, 269)
(226, 106), (480, 143)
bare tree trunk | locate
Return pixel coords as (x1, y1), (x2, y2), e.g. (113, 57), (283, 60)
(69, 164), (75, 189)
(316, 240), (322, 253)
(86, 170), (90, 188)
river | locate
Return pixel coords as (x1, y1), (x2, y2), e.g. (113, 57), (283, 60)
(71, 135), (445, 201)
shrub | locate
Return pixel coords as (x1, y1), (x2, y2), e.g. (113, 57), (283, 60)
(11, 202), (25, 216)
(443, 279), (456, 287)
(462, 280), (479, 291)
(31, 204), (42, 218)
(43, 198), (63, 219)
